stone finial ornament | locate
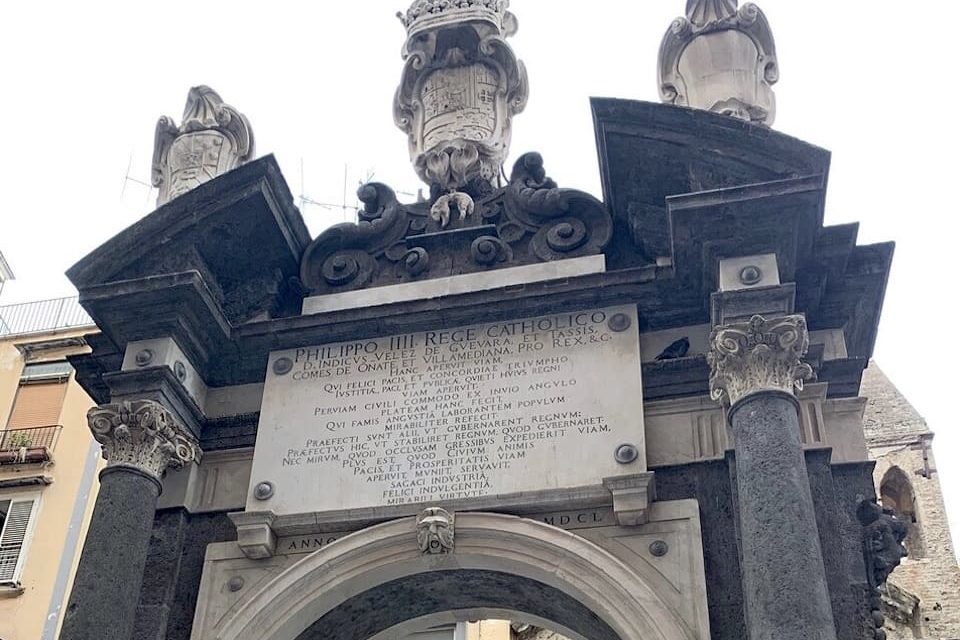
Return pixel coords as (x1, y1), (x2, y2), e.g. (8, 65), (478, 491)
(707, 314), (813, 406)
(152, 86), (255, 206)
(658, 0), (779, 126)
(416, 507), (455, 554)
(87, 399), (201, 481)
(394, 0), (528, 226)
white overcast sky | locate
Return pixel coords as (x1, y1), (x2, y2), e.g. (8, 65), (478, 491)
(2, 1), (959, 552)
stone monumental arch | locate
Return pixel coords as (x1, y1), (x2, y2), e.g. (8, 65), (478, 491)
(59, 2), (909, 639)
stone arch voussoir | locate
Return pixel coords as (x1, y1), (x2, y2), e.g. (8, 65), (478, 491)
(214, 512), (695, 640)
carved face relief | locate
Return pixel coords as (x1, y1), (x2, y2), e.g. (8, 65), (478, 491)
(417, 507), (455, 554)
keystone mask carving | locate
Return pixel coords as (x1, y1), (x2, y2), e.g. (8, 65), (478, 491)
(417, 507), (455, 554)
(87, 399), (201, 481)
(658, 0), (779, 126)
(395, 0), (528, 226)
(152, 86), (255, 206)
(708, 314), (813, 406)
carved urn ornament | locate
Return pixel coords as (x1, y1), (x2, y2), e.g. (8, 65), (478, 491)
(394, 0), (529, 226)
(658, 0), (778, 126)
(152, 86), (255, 206)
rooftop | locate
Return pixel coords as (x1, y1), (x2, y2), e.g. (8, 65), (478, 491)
(0, 296), (95, 338)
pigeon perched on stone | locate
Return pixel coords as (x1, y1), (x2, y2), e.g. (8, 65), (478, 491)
(655, 337), (690, 361)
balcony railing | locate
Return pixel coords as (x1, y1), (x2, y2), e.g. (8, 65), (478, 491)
(0, 297), (94, 337)
(0, 426), (61, 464)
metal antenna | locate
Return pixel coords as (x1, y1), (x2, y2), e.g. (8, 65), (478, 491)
(120, 152), (154, 205)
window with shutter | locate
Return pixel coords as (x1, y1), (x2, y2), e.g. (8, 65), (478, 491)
(6, 381), (67, 429)
(0, 498), (37, 584)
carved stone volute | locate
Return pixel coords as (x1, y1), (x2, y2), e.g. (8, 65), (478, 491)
(298, 153), (612, 295)
(659, 0), (779, 126)
(152, 86), (255, 206)
(708, 314), (813, 406)
(394, 0), (528, 223)
(87, 399), (201, 481)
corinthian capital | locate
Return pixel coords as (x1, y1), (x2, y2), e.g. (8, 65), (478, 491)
(708, 314), (813, 406)
(87, 400), (201, 480)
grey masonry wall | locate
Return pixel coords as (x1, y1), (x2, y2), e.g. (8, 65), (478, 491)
(861, 364), (960, 639)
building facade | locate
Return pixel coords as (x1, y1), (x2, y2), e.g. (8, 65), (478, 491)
(55, 2), (920, 640)
(0, 296), (100, 640)
(862, 364), (960, 639)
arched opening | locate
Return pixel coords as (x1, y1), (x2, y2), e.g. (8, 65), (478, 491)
(213, 513), (694, 640)
(299, 571), (612, 640)
(880, 467), (924, 558)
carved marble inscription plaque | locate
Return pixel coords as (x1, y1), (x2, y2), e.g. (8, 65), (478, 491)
(248, 305), (645, 515)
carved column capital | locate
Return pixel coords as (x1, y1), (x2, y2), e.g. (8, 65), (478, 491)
(707, 314), (813, 406)
(87, 399), (201, 481)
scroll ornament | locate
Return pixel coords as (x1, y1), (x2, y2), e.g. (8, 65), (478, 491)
(708, 314), (813, 406)
(87, 399), (201, 480)
(298, 153), (612, 295)
(417, 507), (455, 554)
(152, 86), (255, 206)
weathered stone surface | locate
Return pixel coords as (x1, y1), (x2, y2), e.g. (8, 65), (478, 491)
(298, 153), (612, 296)
(247, 305), (645, 518)
(728, 393), (837, 640)
(395, 0), (527, 207)
(153, 86), (254, 206)
(708, 314), (813, 406)
(60, 469), (162, 640)
(87, 399), (200, 481)
(862, 363), (960, 639)
(659, 1), (778, 126)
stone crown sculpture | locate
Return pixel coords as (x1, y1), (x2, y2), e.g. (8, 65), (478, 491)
(394, 0), (528, 226)
(658, 0), (778, 126)
(152, 86), (255, 206)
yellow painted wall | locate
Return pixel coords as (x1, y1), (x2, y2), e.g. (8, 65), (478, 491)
(0, 328), (101, 640)
(468, 620), (512, 640)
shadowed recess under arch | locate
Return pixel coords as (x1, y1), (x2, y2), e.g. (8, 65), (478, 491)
(294, 570), (620, 640)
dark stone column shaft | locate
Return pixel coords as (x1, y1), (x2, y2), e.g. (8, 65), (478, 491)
(729, 391), (837, 640)
(60, 468), (161, 640)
